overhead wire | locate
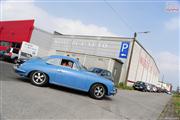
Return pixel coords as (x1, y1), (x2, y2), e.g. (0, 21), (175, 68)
(104, 0), (135, 33)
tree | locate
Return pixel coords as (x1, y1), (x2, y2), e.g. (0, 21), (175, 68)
(176, 86), (180, 94)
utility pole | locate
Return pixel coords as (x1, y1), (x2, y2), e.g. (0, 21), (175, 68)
(125, 31), (150, 85)
(125, 32), (136, 85)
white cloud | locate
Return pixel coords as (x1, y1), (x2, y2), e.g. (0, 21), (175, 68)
(155, 51), (180, 89)
(1, 0), (116, 36)
(164, 17), (179, 31)
(156, 51), (179, 71)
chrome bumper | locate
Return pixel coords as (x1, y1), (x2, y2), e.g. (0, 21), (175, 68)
(13, 65), (26, 75)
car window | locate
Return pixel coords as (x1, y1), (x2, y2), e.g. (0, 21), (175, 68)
(46, 58), (61, 66)
(88, 67), (94, 72)
(12, 48), (19, 54)
(137, 81), (144, 85)
(61, 59), (74, 69)
(0, 41), (10, 46)
(12, 42), (21, 48)
(93, 68), (103, 73)
(139, 82), (143, 84)
(77, 61), (87, 71)
(72, 63), (79, 70)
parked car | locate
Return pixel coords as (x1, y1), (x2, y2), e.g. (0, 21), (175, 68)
(157, 87), (168, 93)
(88, 67), (114, 81)
(157, 87), (163, 93)
(3, 47), (19, 63)
(151, 84), (158, 92)
(145, 83), (152, 92)
(145, 83), (158, 92)
(133, 81), (147, 92)
(14, 55), (117, 99)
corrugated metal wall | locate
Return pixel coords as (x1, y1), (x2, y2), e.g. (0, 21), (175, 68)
(127, 41), (160, 86)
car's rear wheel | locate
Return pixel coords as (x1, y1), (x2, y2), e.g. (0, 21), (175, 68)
(89, 84), (106, 100)
(30, 71), (48, 87)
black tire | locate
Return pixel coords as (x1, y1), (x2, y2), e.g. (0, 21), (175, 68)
(89, 83), (106, 100)
(142, 89), (146, 92)
(30, 71), (48, 87)
(13, 57), (18, 64)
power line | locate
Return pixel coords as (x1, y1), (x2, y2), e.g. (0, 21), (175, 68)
(104, 0), (135, 33)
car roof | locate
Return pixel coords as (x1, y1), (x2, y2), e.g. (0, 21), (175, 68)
(137, 81), (145, 83)
(48, 55), (78, 62)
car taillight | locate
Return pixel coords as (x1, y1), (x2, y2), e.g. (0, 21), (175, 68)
(8, 52), (12, 56)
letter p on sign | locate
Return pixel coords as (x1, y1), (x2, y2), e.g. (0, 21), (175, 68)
(119, 42), (130, 59)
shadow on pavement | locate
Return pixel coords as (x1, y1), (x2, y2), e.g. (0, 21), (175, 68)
(10, 76), (113, 101)
(48, 84), (88, 96)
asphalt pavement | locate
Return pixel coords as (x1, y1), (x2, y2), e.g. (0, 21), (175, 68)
(0, 61), (171, 120)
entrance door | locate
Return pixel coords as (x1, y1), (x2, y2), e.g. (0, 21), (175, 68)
(112, 60), (123, 86)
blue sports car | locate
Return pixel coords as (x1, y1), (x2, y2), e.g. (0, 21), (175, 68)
(14, 55), (117, 99)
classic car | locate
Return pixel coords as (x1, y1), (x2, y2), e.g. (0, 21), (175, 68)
(14, 55), (117, 99)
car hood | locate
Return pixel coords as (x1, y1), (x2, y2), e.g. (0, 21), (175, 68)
(23, 57), (43, 64)
(80, 70), (113, 83)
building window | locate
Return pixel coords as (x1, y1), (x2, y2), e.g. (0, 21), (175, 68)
(0, 41), (10, 47)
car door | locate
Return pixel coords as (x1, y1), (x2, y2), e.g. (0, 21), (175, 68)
(45, 58), (62, 82)
(54, 59), (87, 91)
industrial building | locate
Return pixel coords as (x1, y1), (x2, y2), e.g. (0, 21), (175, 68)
(0, 19), (170, 90)
(48, 34), (160, 87)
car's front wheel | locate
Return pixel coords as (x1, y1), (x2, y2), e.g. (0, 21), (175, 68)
(89, 84), (106, 100)
(30, 71), (48, 87)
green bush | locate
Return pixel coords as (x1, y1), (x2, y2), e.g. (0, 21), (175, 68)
(116, 82), (134, 90)
(173, 93), (180, 97)
(173, 93), (180, 117)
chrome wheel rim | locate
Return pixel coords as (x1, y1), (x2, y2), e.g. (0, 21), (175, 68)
(94, 86), (105, 98)
(32, 72), (46, 85)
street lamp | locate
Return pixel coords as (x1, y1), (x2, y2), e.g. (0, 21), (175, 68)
(125, 31), (150, 85)
(134, 31), (150, 39)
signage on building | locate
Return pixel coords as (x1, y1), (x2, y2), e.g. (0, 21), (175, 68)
(18, 41), (39, 59)
(119, 42), (130, 59)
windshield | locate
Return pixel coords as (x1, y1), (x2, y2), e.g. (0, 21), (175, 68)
(77, 61), (87, 71)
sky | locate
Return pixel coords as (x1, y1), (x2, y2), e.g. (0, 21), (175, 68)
(0, 0), (179, 90)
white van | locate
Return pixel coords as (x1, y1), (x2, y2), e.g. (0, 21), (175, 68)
(3, 47), (19, 63)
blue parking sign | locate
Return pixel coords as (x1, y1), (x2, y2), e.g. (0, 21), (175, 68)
(119, 42), (130, 59)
